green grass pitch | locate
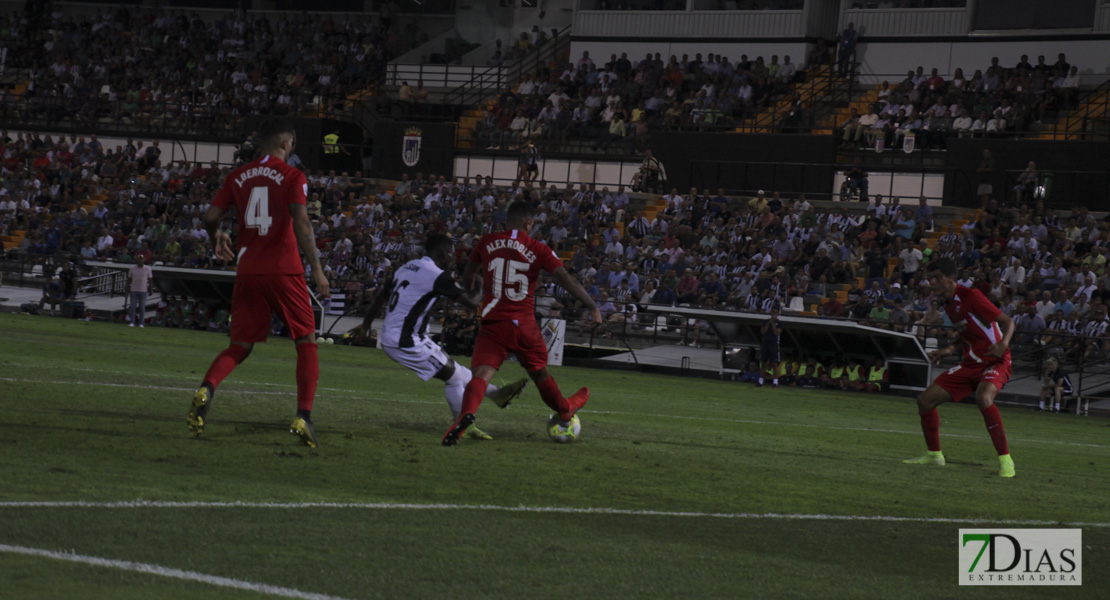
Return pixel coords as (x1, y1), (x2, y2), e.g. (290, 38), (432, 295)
(0, 312), (1107, 599)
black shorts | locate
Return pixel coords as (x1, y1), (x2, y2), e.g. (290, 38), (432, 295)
(761, 345), (780, 363)
(525, 164), (538, 173)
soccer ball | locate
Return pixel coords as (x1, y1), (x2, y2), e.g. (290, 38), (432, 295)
(546, 413), (581, 443)
(324, 337), (334, 345)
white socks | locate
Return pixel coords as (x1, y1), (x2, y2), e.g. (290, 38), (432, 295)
(443, 363), (500, 420)
(444, 366), (468, 419)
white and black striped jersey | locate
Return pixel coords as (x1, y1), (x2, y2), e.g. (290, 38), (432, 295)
(1083, 318), (1108, 339)
(1049, 318), (1074, 334)
(380, 256), (465, 349)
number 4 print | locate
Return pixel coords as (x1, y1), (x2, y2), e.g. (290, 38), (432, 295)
(246, 187), (273, 235)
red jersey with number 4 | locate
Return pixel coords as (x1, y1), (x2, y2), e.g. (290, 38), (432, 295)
(212, 155), (307, 275)
(945, 285), (1010, 366)
(470, 228), (563, 321)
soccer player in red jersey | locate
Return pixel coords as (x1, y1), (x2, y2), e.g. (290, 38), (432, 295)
(188, 118), (330, 447)
(441, 202), (602, 446)
(904, 257), (1016, 477)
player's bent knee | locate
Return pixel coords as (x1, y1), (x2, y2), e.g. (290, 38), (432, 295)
(433, 360), (457, 382)
(527, 367), (551, 383)
(471, 364), (498, 382)
(231, 341), (254, 358)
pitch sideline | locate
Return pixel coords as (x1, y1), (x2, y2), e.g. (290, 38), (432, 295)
(1, 500), (1108, 528)
(0, 543), (355, 600)
(3, 374), (1108, 451)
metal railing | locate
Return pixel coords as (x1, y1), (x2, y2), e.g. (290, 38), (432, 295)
(1000, 168), (1110, 211)
(451, 152), (644, 190)
(1005, 329), (1110, 414)
(733, 61), (856, 134)
(441, 26), (572, 108)
(1039, 77), (1110, 141)
(455, 60), (856, 154)
(832, 68), (1110, 142)
(76, 267), (128, 300)
(0, 250), (95, 296)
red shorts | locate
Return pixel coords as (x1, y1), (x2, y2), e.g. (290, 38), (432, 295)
(471, 318), (549, 372)
(230, 274), (316, 343)
(932, 358), (1012, 402)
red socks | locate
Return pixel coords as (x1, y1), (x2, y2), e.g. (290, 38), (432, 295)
(534, 375), (572, 419)
(919, 405), (1009, 456)
(919, 409), (941, 452)
(203, 342), (319, 416)
(459, 378), (488, 418)
(295, 342), (319, 413)
(981, 404), (1009, 456)
(202, 345), (250, 390)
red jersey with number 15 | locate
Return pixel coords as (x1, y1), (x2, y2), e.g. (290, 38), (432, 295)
(945, 285), (1010, 366)
(470, 228), (563, 321)
(212, 155), (307, 275)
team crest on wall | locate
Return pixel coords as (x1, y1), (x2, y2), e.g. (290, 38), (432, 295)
(402, 127), (422, 167)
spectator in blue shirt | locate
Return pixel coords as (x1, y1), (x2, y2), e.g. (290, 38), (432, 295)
(709, 189), (728, 214)
(960, 242), (981, 268)
(653, 279), (677, 306)
(699, 273), (727, 304)
(914, 195), (934, 231)
(895, 208), (916, 241)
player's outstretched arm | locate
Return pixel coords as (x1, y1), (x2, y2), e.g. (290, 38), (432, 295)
(988, 311), (1015, 358)
(552, 266), (601, 327)
(352, 272), (392, 342)
(203, 205), (234, 262)
(290, 203), (329, 298)
(460, 259), (481, 294)
(927, 345), (955, 365)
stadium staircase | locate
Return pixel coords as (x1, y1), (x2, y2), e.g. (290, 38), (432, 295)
(735, 63), (854, 135)
(816, 82), (882, 135)
(1032, 79), (1110, 141)
(449, 29), (572, 149)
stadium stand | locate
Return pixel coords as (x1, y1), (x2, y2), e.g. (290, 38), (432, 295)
(0, 6), (408, 135)
(2, 2), (1110, 399)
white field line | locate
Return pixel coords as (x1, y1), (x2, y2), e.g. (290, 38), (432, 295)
(0, 376), (441, 406)
(0, 500), (1108, 528)
(0, 543), (355, 600)
(3, 374), (1109, 451)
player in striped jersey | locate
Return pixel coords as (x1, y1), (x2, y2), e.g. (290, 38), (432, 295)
(352, 234), (527, 440)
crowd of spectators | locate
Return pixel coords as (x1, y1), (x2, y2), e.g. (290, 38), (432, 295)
(472, 47), (811, 154)
(837, 53), (1081, 150)
(3, 120), (1108, 367)
(0, 4), (415, 134)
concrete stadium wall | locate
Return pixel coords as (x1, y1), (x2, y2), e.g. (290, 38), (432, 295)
(454, 154), (643, 189)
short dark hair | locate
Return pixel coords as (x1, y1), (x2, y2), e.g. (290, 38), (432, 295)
(258, 117), (296, 147)
(927, 256), (957, 277)
(506, 200), (534, 226)
(424, 233), (454, 256)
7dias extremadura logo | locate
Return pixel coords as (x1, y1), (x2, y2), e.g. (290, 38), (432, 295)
(959, 529), (1081, 586)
